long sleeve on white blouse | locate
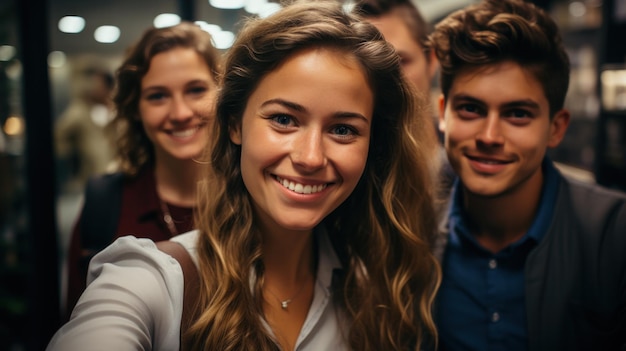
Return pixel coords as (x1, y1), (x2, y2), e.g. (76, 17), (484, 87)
(47, 230), (348, 351)
(46, 236), (185, 351)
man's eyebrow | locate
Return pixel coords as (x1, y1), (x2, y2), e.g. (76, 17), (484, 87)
(450, 94), (484, 105)
(501, 99), (541, 110)
(451, 94), (540, 110)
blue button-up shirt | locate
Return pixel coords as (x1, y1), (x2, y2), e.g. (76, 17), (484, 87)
(436, 158), (560, 351)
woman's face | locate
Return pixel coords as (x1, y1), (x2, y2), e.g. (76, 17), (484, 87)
(230, 48), (374, 235)
(139, 47), (217, 164)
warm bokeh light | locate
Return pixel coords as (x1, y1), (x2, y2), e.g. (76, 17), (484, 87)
(3, 116), (25, 136)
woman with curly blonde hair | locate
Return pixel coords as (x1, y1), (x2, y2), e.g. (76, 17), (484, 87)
(49, 1), (441, 350)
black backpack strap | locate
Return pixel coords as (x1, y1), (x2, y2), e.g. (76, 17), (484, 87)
(156, 240), (200, 351)
(80, 172), (124, 257)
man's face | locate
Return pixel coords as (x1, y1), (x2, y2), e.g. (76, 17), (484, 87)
(438, 61), (569, 198)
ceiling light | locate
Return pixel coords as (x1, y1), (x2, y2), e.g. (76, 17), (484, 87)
(211, 30), (235, 50)
(154, 13), (181, 28)
(58, 15), (86, 34)
(94, 25), (121, 44)
(258, 3), (281, 18)
(245, 0), (267, 14)
(209, 0), (245, 10)
(195, 21), (222, 36)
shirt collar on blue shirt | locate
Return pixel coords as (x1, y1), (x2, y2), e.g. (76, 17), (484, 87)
(448, 156), (561, 249)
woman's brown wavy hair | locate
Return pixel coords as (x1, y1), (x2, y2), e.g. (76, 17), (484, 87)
(190, 1), (441, 350)
(108, 22), (221, 175)
(428, 0), (570, 117)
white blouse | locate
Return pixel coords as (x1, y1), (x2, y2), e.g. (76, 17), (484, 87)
(47, 230), (348, 351)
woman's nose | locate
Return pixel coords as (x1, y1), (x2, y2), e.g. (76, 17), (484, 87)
(169, 96), (194, 121)
(291, 129), (327, 172)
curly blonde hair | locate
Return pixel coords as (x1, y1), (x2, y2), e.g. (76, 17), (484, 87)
(190, 1), (441, 350)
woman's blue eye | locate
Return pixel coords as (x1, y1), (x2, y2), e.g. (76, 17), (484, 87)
(273, 114), (293, 125)
(333, 125), (354, 136)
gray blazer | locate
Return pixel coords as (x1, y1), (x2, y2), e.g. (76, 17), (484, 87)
(435, 173), (626, 351)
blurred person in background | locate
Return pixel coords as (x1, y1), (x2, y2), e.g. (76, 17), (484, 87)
(354, 0), (452, 205)
(63, 21), (221, 320)
(353, 0), (438, 100)
(54, 56), (116, 194)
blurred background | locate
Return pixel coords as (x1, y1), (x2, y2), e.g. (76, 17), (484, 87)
(0, 0), (625, 349)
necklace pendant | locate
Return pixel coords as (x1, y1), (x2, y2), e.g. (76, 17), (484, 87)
(159, 200), (178, 237)
(163, 214), (173, 224)
(281, 300), (290, 309)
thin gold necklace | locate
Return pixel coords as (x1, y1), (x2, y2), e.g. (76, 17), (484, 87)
(265, 283), (307, 310)
(159, 199), (178, 237)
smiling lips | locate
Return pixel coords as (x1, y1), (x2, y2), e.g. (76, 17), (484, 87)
(467, 155), (509, 164)
(169, 124), (204, 138)
(466, 154), (512, 173)
(275, 176), (328, 194)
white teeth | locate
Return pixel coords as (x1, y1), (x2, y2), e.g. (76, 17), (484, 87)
(277, 176), (327, 194)
(171, 127), (198, 138)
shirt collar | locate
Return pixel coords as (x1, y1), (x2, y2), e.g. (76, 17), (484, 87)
(314, 226), (343, 292)
(447, 178), (467, 247)
(448, 156), (561, 248)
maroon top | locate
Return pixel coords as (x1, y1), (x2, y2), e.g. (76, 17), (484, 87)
(64, 166), (194, 320)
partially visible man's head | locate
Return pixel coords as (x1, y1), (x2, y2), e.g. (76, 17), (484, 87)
(354, 0), (438, 94)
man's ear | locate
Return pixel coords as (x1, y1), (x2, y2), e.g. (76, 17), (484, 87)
(437, 94), (446, 133)
(547, 109), (570, 148)
(229, 122), (242, 145)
